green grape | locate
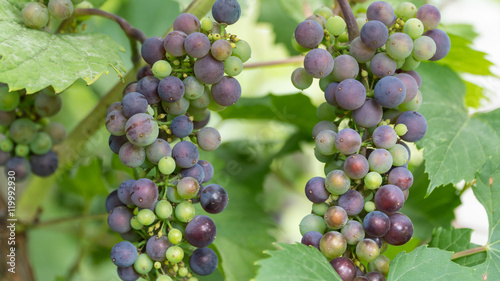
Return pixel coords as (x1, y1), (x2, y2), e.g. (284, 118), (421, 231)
(168, 228), (183, 244)
(22, 2), (49, 29)
(130, 216), (144, 230)
(134, 253), (153, 274)
(404, 18), (424, 39)
(369, 255), (391, 276)
(166, 186), (184, 203)
(29, 132), (52, 155)
(364, 201), (376, 212)
(291, 68), (313, 90)
(388, 144), (409, 166)
(292, 35), (310, 53)
(201, 17), (213, 32)
(299, 214), (326, 235)
(312, 203), (330, 216)
(356, 239), (380, 263)
(356, 17), (367, 31)
(326, 16), (346, 37)
(157, 276), (173, 281)
(223, 56), (243, 76)
(232, 40), (251, 62)
(398, 90), (422, 111)
(155, 199), (173, 219)
(401, 55), (420, 71)
(0, 88), (20, 111)
(166, 246), (184, 264)
(338, 31), (349, 42)
(183, 76), (205, 100)
(396, 2), (417, 21)
(396, 58), (405, 69)
(314, 6), (333, 19)
(412, 36), (437, 61)
(152, 60), (172, 79)
(364, 171), (382, 189)
(48, 0), (74, 20)
(178, 267), (189, 277)
(316, 102), (337, 121)
(137, 209), (156, 226)
(394, 124), (408, 136)
(0, 138), (14, 152)
(158, 156), (176, 175)
(175, 201), (195, 223)
(15, 144), (30, 157)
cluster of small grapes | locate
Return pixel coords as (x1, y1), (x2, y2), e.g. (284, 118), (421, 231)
(104, 1), (246, 280)
(21, 0), (93, 29)
(0, 85), (64, 180)
(292, 2), (450, 281)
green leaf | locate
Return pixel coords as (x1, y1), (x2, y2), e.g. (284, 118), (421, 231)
(254, 243), (341, 281)
(387, 246), (477, 281)
(257, 0), (299, 54)
(472, 159), (500, 280)
(442, 24), (478, 41)
(464, 80), (488, 109)
(429, 227), (487, 267)
(400, 164), (461, 241)
(59, 158), (108, 200)
(218, 93), (317, 134)
(418, 63), (500, 194)
(0, 0), (126, 93)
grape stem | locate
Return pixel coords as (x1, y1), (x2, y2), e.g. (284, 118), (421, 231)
(451, 246), (487, 260)
(242, 56), (304, 69)
(336, 0), (359, 42)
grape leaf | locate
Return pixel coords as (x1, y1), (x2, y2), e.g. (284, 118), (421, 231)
(254, 243), (342, 281)
(418, 63), (500, 194)
(464, 80), (488, 109)
(257, 0), (299, 54)
(0, 0), (126, 93)
(387, 246), (477, 281)
(472, 159), (500, 280)
(429, 227), (487, 267)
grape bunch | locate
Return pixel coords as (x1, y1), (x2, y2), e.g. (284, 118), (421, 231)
(104, 1), (246, 280)
(0, 84), (64, 181)
(293, 2), (450, 281)
(21, 0), (93, 29)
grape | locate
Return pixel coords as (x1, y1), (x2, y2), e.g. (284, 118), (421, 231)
(401, 55), (420, 71)
(304, 177), (329, 204)
(211, 76), (241, 106)
(185, 215), (216, 247)
(0, 89), (19, 112)
(300, 214), (327, 235)
(356, 239), (380, 263)
(194, 54), (225, 84)
(152, 60), (172, 79)
(121, 92), (148, 118)
(173, 13), (200, 35)
(16, 144), (30, 157)
(355, 277), (369, 281)
(177, 177), (200, 199)
(396, 2), (417, 21)
(320, 231), (347, 259)
(338, 190), (364, 216)
(368, 149), (393, 174)
(315, 130), (337, 156)
(197, 127), (221, 151)
(332, 55), (359, 81)
(365, 271), (386, 281)
(369, 53), (396, 78)
(388, 143), (409, 166)
(294, 20), (324, 49)
(198, 160), (214, 183)
(352, 98), (383, 128)
(122, 83), (139, 96)
(326, 16), (346, 36)
(36, 92), (60, 117)
(303, 48), (334, 79)
(183, 76), (204, 100)
(313, 203), (330, 216)
(325, 170), (350, 195)
(141, 37), (165, 65)
(184, 32), (211, 58)
(22, 2), (49, 29)
(181, 163), (205, 183)
(111, 241), (137, 267)
(424, 29), (451, 61)
(395, 111), (427, 142)
(317, 102), (337, 121)
(394, 73), (418, 103)
(364, 171), (382, 189)
(136, 65), (153, 80)
(28, 132), (51, 155)
(108, 206), (133, 233)
(313, 121), (337, 138)
(369, 255), (390, 276)
(193, 112), (211, 129)
(412, 36), (436, 61)
(212, 0), (241, 25)
(119, 142), (145, 168)
(31, 152), (59, 177)
(0, 110), (16, 126)
(416, 4), (441, 30)
(383, 212), (413, 245)
(372, 125), (397, 149)
(190, 87), (211, 108)
(117, 179), (135, 205)
(330, 257), (356, 281)
(145, 138), (171, 165)
(403, 70), (422, 88)
(211, 39), (232, 61)
(117, 266), (141, 281)
(403, 18), (424, 39)
(136, 76), (161, 104)
(169, 115), (192, 138)
(166, 246), (184, 264)
(190, 247), (218, 276)
(106, 190), (125, 213)
(48, 0), (73, 20)
(350, 37), (376, 63)
(45, 122), (66, 145)
(158, 76), (185, 103)
(374, 76), (406, 108)
(106, 110), (127, 136)
(155, 199), (173, 220)
(163, 31), (187, 57)
(301, 231), (323, 249)
(201, 184), (228, 214)
(367, 1), (395, 27)
(131, 178), (158, 208)
(0, 149), (10, 166)
(341, 220), (365, 245)
(172, 141), (199, 169)
(232, 40), (251, 62)
(162, 97), (189, 116)
(175, 201), (196, 222)
(363, 211), (390, 237)
(167, 228), (182, 244)
(324, 82), (339, 106)
(344, 154), (369, 179)
(125, 113), (159, 147)
(324, 206), (348, 229)
(335, 128), (361, 155)
(10, 119), (37, 145)
(224, 56), (243, 76)
(374, 184), (405, 213)
(385, 33), (413, 60)
(360, 20), (388, 49)
(388, 167), (413, 191)
(158, 156), (176, 175)
(137, 208), (156, 225)
(134, 253), (153, 274)
(306, 14), (326, 28)
(291, 68), (314, 90)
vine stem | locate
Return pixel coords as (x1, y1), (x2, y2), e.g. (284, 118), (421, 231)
(451, 246), (487, 260)
(242, 56), (304, 69)
(23, 213), (108, 229)
(336, 0), (359, 42)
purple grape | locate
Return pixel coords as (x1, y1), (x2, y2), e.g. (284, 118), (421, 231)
(106, 102), (123, 116)
(106, 190), (125, 213)
(303, 48), (334, 78)
(367, 1), (395, 27)
(172, 140), (199, 168)
(211, 76), (241, 106)
(383, 212), (413, 245)
(330, 257), (356, 281)
(123, 82), (137, 96)
(185, 215), (217, 247)
(305, 176), (329, 203)
(125, 113), (159, 147)
(374, 76), (406, 108)
(301, 231), (323, 249)
(350, 37), (376, 63)
(365, 271), (386, 281)
(424, 29), (451, 61)
(117, 266), (141, 281)
(372, 125), (397, 149)
(360, 20), (388, 49)
(200, 184), (228, 214)
(145, 138), (171, 164)
(119, 142), (145, 168)
(136, 65), (153, 80)
(198, 160), (214, 183)
(163, 30), (187, 57)
(332, 55), (359, 81)
(395, 73), (418, 103)
(0, 150), (10, 166)
(403, 70), (422, 88)
(368, 149), (393, 174)
(374, 184), (405, 213)
(109, 135), (128, 154)
(189, 247), (218, 276)
(131, 178), (158, 208)
(121, 92), (148, 118)
(388, 167), (413, 191)
(181, 164), (205, 184)
(0, 110), (16, 126)
(197, 127), (221, 151)
(416, 4), (441, 30)
(105, 110), (127, 136)
(395, 111), (427, 142)
(335, 79), (366, 110)
(341, 220), (365, 245)
(212, 0), (241, 25)
(170, 115), (193, 138)
(30, 151), (58, 177)
(5, 157), (30, 181)
(136, 76), (161, 104)
(146, 235), (172, 261)
(338, 190), (364, 216)
(158, 76), (185, 103)
(184, 32), (211, 58)
(194, 54), (225, 84)
(294, 20), (324, 49)
(193, 112), (210, 129)
(335, 128), (361, 155)
(211, 39), (233, 61)
(363, 211), (390, 237)
(117, 179), (135, 205)
(344, 154), (369, 179)
(370, 53), (396, 78)
(352, 98), (383, 128)
(173, 13), (201, 35)
(141, 37), (165, 65)
(324, 82), (339, 106)
(108, 206), (133, 233)
(111, 241), (137, 267)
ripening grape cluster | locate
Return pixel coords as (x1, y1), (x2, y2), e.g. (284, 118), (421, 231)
(21, 0), (93, 29)
(292, 2), (450, 281)
(104, 1), (246, 280)
(0, 84), (64, 180)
